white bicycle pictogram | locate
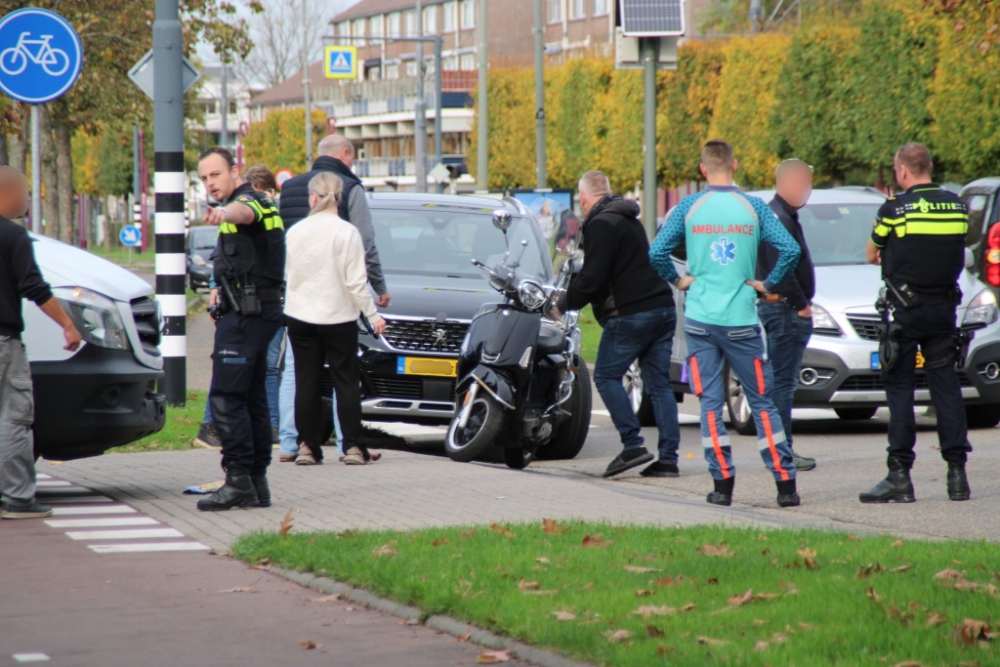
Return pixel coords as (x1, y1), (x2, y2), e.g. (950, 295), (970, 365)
(0, 32), (70, 76)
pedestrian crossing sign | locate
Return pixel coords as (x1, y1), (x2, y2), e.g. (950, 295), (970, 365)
(324, 45), (357, 80)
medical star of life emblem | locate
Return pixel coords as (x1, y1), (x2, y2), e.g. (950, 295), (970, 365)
(711, 237), (737, 265)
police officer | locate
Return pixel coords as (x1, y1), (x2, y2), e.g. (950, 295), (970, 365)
(196, 147), (285, 511)
(860, 142), (972, 504)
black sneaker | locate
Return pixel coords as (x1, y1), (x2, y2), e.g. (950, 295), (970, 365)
(1, 500), (53, 520)
(194, 422), (222, 450)
(602, 448), (654, 478)
(641, 460), (680, 478)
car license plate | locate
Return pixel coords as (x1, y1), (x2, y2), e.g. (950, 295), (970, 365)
(871, 351), (925, 370)
(397, 356), (457, 378)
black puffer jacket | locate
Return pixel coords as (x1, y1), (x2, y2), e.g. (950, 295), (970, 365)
(278, 156), (362, 229)
(560, 196), (674, 325)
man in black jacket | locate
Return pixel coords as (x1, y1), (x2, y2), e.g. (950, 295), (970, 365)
(756, 158), (817, 471)
(558, 171), (680, 478)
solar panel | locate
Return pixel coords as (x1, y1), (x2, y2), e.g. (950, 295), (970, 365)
(618, 0), (685, 37)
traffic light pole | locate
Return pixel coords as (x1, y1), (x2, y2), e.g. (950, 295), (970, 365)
(153, 0), (187, 406)
(641, 37), (659, 240)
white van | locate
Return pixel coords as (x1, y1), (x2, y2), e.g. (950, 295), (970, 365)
(25, 234), (166, 460)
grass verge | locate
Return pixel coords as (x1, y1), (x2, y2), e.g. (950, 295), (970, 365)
(87, 245), (154, 268)
(578, 304), (600, 364)
(234, 522), (999, 667)
(108, 390), (206, 453)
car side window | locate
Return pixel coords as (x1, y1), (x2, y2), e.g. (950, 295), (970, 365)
(963, 193), (990, 251)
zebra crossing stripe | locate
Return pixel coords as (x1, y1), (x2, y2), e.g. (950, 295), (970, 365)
(42, 496), (113, 504)
(88, 542), (210, 554)
(44, 517), (160, 529)
(50, 505), (137, 516)
(65, 528), (185, 541)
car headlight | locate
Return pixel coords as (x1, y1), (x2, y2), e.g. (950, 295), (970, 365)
(53, 287), (130, 351)
(963, 289), (999, 326)
(517, 279), (547, 311)
(811, 303), (843, 336)
(191, 254), (207, 267)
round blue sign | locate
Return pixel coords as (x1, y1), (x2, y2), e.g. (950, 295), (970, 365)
(0, 8), (83, 104)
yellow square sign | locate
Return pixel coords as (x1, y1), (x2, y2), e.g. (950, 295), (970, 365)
(324, 45), (357, 80)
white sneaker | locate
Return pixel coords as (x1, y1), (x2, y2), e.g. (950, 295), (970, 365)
(343, 447), (366, 465)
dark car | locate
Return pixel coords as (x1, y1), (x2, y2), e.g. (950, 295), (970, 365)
(187, 225), (218, 291)
(321, 193), (553, 426)
(959, 178), (1000, 292)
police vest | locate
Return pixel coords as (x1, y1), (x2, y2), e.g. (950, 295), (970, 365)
(213, 183), (286, 289)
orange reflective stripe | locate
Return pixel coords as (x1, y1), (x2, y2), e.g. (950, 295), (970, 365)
(760, 410), (789, 481)
(707, 410), (731, 479)
(690, 357), (703, 396)
(755, 358), (766, 395)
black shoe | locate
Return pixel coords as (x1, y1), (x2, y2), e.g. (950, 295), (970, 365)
(792, 452), (816, 472)
(271, 425), (280, 446)
(194, 422), (222, 449)
(946, 462), (970, 501)
(602, 448), (654, 478)
(776, 479), (800, 507)
(859, 457), (915, 503)
(706, 477), (735, 506)
(641, 460), (679, 478)
(197, 464), (258, 511)
(1, 499), (53, 520)
(251, 471), (271, 508)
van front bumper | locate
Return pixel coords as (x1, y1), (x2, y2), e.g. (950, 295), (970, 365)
(31, 345), (166, 461)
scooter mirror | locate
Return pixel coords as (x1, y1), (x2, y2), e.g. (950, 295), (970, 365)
(492, 209), (513, 232)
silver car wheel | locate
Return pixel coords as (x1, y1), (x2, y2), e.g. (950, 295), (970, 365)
(728, 373), (752, 424)
(623, 362), (643, 413)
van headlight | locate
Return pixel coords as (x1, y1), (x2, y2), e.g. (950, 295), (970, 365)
(517, 279), (547, 311)
(53, 287), (130, 351)
(963, 289), (999, 326)
(811, 303), (843, 336)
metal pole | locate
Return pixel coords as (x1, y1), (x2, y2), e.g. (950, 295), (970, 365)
(533, 0), (546, 189)
(434, 35), (443, 193)
(414, 1), (428, 193)
(132, 124), (141, 234)
(476, 0), (488, 189)
(749, 0), (762, 32)
(30, 105), (41, 233)
(220, 61), (229, 149)
(302, 0), (313, 166)
(154, 0), (187, 406)
(641, 38), (659, 240)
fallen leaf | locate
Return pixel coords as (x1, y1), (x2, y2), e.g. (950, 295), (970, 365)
(891, 539), (904, 548)
(398, 619), (420, 626)
(542, 518), (567, 535)
(581, 582), (594, 590)
(685, 452), (695, 459)
(681, 603), (697, 612)
(623, 565), (661, 573)
(373, 542), (398, 557)
(310, 595), (341, 602)
(755, 593), (780, 601)
(582, 533), (614, 548)
(752, 619), (769, 627)
(457, 632), (472, 642)
(797, 547), (817, 560)
(779, 580), (797, 594)
(926, 613), (947, 627)
(866, 586), (883, 607)
(647, 625), (665, 638)
(608, 629), (633, 643)
(298, 639), (321, 650)
(728, 589), (755, 607)
(761, 547), (771, 556)
(278, 508), (294, 537)
(656, 576), (676, 587)
(846, 535), (859, 541)
(552, 610), (576, 621)
(698, 542), (734, 558)
(934, 568), (966, 583)
(892, 564), (912, 573)
(754, 641), (769, 651)
(518, 579), (540, 591)
(489, 522), (514, 538)
(757, 533), (770, 542)
(955, 619), (993, 646)
(633, 605), (676, 618)
(219, 586), (256, 593)
(657, 645), (676, 656)
(635, 589), (653, 597)
(431, 537), (452, 547)
(459, 529), (477, 539)
(522, 589), (558, 595)
(770, 632), (789, 644)
(804, 557), (819, 570)
(536, 557), (550, 564)
(476, 649), (511, 663)
(798, 622), (813, 630)
(697, 636), (729, 647)
(707, 577), (719, 585)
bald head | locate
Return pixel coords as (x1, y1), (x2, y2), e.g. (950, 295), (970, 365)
(775, 159), (813, 209)
(317, 134), (355, 167)
(0, 166), (29, 220)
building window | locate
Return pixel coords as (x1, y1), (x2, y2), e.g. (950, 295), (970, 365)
(459, 53), (476, 70)
(385, 63), (399, 79)
(229, 101), (237, 114)
(461, 0), (475, 29)
(423, 5), (438, 34)
(406, 61), (417, 77)
(370, 14), (383, 39)
(387, 12), (401, 38)
(336, 21), (349, 45)
(547, 0), (561, 24)
(352, 18), (366, 45)
(443, 55), (459, 71)
(593, 0), (609, 15)
(569, 0), (585, 19)
(404, 9), (417, 36)
(443, 1), (457, 31)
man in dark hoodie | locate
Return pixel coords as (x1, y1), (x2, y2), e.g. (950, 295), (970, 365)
(557, 171), (680, 478)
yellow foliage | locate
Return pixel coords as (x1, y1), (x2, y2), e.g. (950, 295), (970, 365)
(242, 108), (328, 175)
(72, 129), (102, 196)
(469, 67), (535, 189)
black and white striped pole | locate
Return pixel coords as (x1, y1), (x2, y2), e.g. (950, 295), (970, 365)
(153, 0), (186, 405)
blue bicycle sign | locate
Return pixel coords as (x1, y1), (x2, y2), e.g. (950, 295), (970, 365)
(0, 8), (82, 104)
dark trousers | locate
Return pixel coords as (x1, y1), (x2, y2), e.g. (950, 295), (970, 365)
(286, 316), (365, 460)
(209, 305), (282, 472)
(758, 302), (813, 450)
(884, 300), (972, 466)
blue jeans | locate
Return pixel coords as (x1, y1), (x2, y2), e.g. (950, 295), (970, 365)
(278, 333), (345, 456)
(593, 306), (680, 464)
(757, 303), (812, 450)
(203, 326), (283, 428)
(683, 318), (796, 482)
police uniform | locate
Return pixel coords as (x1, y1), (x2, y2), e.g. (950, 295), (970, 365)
(869, 184), (972, 476)
(200, 183), (285, 511)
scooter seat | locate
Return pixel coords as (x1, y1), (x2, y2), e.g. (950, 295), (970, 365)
(536, 325), (565, 355)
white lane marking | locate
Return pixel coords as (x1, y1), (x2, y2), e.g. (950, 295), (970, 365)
(42, 496), (113, 504)
(88, 542), (210, 554)
(44, 517), (159, 529)
(35, 473), (52, 479)
(34, 481), (73, 487)
(12, 654), (50, 663)
(65, 528), (184, 541)
(50, 505), (137, 516)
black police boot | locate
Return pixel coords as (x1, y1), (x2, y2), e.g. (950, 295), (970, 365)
(946, 462), (970, 501)
(859, 457), (915, 503)
(706, 476), (735, 506)
(776, 479), (800, 508)
(251, 470), (271, 508)
(197, 464), (258, 511)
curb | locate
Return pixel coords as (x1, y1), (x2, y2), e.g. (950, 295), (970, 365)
(269, 566), (594, 667)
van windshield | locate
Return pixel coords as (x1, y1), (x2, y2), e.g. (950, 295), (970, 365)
(799, 203), (881, 266)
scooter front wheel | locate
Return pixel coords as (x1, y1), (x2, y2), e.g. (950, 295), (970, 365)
(445, 395), (503, 462)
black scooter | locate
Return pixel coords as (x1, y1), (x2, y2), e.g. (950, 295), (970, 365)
(445, 211), (591, 469)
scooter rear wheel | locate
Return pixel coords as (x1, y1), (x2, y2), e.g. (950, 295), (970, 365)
(445, 396), (503, 462)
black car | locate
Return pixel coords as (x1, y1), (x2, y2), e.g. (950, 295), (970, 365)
(321, 193), (553, 426)
(187, 225), (218, 291)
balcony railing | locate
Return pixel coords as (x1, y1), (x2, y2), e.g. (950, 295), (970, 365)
(355, 154), (465, 179)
